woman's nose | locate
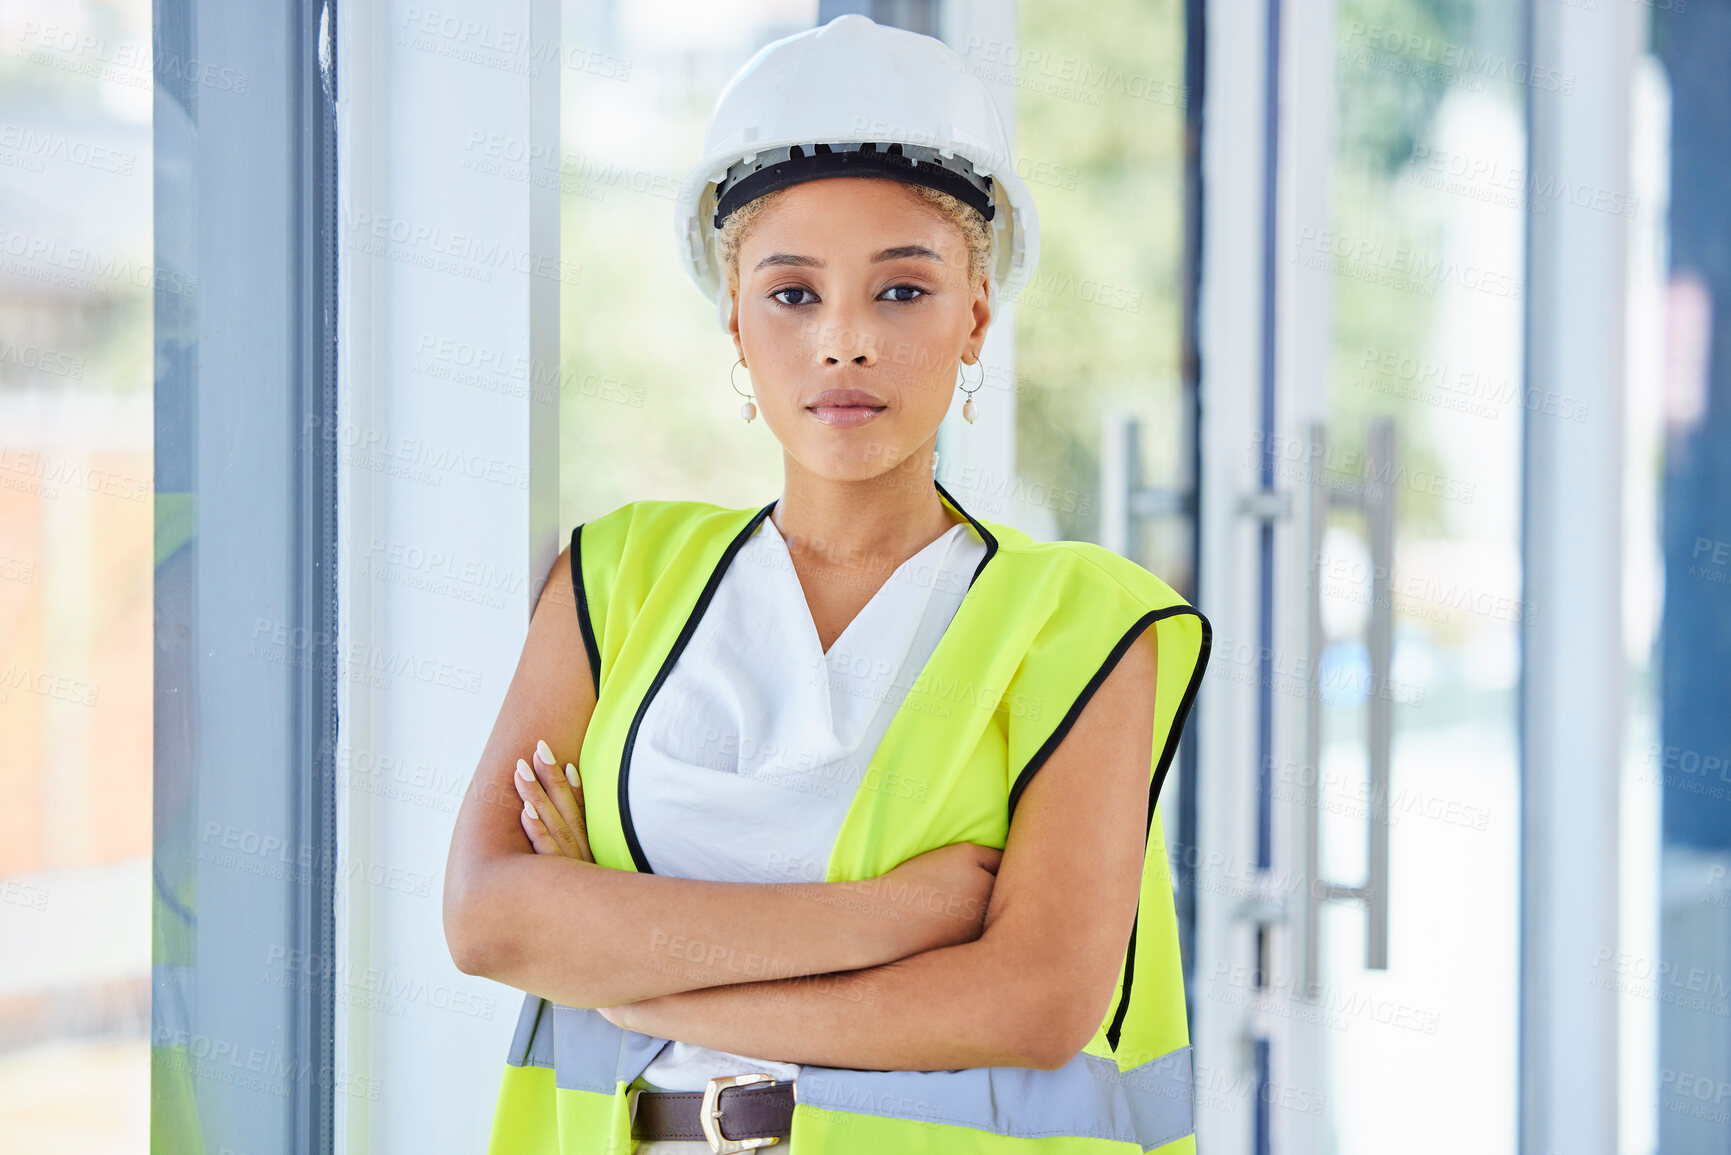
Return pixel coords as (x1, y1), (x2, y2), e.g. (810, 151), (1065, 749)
(809, 313), (880, 366)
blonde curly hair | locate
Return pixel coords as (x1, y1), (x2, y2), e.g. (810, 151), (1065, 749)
(718, 179), (995, 308)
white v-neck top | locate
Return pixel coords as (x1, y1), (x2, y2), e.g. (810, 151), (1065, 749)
(625, 509), (987, 1134)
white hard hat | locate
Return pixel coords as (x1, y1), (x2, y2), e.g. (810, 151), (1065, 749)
(674, 13), (1042, 332)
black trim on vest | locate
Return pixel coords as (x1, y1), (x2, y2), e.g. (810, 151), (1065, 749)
(934, 476), (998, 588)
(571, 523), (602, 698)
(1002, 603), (1213, 1053)
(617, 502), (780, 874)
(1109, 609), (1211, 1052)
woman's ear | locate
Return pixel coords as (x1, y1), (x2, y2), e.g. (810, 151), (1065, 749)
(725, 286), (744, 358)
(718, 283), (737, 337)
(967, 274), (993, 349)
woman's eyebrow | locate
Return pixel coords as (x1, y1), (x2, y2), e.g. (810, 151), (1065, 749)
(871, 244), (945, 264)
(753, 244), (946, 272)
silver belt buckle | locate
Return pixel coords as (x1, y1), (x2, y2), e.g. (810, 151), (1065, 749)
(699, 1072), (781, 1153)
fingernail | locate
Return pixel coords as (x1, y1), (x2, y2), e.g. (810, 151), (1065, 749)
(517, 758), (533, 781)
(565, 763), (579, 789)
(523, 802), (538, 822)
(537, 739), (555, 765)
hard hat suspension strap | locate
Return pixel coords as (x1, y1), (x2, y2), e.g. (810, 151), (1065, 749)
(712, 140), (996, 229)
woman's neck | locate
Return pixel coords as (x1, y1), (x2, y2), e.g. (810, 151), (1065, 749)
(771, 453), (964, 575)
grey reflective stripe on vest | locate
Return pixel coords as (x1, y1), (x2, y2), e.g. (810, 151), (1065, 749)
(1119, 1045), (1195, 1149)
(505, 998), (620, 1084)
(793, 1045), (1193, 1148)
(522, 1004), (1194, 1148)
(505, 994), (555, 1070)
(552, 1003), (654, 1093)
(524, 1003), (672, 1092)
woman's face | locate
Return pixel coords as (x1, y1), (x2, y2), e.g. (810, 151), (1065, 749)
(727, 177), (991, 482)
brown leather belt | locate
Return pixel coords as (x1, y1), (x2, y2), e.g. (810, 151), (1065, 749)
(631, 1072), (795, 1153)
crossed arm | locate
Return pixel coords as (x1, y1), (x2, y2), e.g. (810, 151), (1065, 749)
(442, 544), (1157, 1072)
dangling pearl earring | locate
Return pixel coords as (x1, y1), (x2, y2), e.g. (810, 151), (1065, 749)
(958, 355), (984, 423)
(731, 356), (756, 423)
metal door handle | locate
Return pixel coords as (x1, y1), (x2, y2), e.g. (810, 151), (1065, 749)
(1300, 418), (1395, 996)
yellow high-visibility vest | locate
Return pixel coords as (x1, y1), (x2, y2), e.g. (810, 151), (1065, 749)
(487, 481), (1212, 1153)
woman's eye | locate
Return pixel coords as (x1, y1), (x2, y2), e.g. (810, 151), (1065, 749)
(769, 284), (925, 306)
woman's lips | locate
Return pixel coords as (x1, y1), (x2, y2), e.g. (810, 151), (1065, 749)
(805, 388), (888, 427)
(806, 403), (887, 428)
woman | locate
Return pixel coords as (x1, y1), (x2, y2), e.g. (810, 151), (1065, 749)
(443, 14), (1211, 1155)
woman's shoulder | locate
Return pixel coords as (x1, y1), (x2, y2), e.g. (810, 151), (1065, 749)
(984, 525), (1194, 615)
(572, 496), (768, 578)
(577, 496), (764, 539)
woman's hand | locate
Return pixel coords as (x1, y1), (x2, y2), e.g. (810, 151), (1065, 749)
(514, 738), (594, 862)
(877, 840), (1003, 955)
(516, 739), (655, 1028)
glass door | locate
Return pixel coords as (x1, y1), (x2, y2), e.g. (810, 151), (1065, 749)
(1279, 1), (1528, 1150)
